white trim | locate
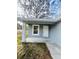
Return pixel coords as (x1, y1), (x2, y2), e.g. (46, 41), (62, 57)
(32, 25), (39, 36)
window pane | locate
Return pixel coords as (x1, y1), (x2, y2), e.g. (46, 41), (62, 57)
(33, 26), (38, 34)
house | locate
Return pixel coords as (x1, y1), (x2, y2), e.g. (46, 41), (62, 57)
(17, 17), (61, 45)
(17, 17), (61, 59)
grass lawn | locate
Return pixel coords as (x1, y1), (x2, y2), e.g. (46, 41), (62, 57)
(17, 31), (53, 59)
(17, 31), (28, 45)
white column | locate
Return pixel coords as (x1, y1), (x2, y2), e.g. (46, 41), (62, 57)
(22, 23), (26, 42)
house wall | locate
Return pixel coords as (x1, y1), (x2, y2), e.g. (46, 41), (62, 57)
(28, 24), (49, 39)
(27, 22), (61, 45)
(49, 22), (61, 46)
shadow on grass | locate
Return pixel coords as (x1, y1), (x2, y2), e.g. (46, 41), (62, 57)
(17, 43), (53, 59)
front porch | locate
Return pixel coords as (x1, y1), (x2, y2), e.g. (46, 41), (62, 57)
(20, 18), (61, 43)
(22, 21), (51, 43)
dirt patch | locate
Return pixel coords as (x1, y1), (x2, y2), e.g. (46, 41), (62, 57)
(17, 43), (53, 59)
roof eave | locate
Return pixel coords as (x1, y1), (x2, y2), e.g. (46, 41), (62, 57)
(17, 17), (61, 24)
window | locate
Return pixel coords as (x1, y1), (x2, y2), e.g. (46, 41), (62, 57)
(32, 25), (39, 35)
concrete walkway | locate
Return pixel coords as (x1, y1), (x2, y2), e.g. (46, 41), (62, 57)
(46, 43), (61, 59)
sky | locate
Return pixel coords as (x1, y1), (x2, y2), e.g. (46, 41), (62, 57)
(17, 0), (61, 24)
(49, 0), (61, 18)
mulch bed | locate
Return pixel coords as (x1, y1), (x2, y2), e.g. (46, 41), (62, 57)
(17, 43), (53, 59)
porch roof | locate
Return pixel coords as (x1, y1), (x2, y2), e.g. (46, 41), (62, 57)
(17, 17), (61, 24)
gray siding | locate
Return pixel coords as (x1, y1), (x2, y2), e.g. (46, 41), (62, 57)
(49, 22), (61, 46)
(27, 22), (61, 45)
(28, 24), (49, 39)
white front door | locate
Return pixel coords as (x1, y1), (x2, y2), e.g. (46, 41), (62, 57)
(43, 26), (49, 37)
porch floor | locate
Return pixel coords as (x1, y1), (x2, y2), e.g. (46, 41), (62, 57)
(26, 37), (50, 43)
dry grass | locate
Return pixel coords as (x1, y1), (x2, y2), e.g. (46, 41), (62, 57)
(17, 31), (22, 45)
(17, 43), (53, 59)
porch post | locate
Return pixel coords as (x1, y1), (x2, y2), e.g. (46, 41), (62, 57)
(22, 23), (26, 42)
